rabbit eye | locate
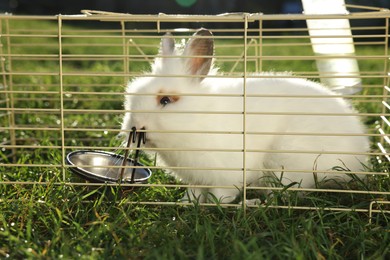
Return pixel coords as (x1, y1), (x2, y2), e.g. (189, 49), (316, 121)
(159, 96), (172, 106)
(157, 93), (180, 107)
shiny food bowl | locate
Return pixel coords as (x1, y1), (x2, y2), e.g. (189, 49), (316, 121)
(66, 150), (151, 184)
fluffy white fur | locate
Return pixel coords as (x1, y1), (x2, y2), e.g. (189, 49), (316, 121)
(122, 29), (369, 203)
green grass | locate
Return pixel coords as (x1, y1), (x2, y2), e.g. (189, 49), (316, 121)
(0, 18), (389, 259)
(1, 183), (389, 259)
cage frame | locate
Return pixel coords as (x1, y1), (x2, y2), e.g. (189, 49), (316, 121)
(0, 4), (389, 217)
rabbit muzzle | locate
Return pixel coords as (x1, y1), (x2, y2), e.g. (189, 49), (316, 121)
(128, 126), (147, 146)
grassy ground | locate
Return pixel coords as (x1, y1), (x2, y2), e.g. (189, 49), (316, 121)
(0, 18), (389, 259)
(1, 183), (389, 259)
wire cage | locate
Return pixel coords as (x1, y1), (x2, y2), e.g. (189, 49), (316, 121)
(0, 4), (389, 216)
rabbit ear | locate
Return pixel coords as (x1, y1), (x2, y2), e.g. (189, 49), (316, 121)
(183, 28), (214, 80)
(160, 32), (175, 56)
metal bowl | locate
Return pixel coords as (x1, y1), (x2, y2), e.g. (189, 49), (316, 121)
(66, 150), (151, 184)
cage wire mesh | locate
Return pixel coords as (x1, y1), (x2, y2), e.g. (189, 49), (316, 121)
(0, 5), (389, 217)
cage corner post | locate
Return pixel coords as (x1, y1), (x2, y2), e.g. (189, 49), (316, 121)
(378, 14), (390, 151)
(0, 16), (17, 162)
(242, 13), (249, 211)
(57, 15), (66, 182)
(257, 16), (263, 73)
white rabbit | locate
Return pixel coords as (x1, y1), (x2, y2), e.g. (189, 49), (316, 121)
(122, 28), (370, 203)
